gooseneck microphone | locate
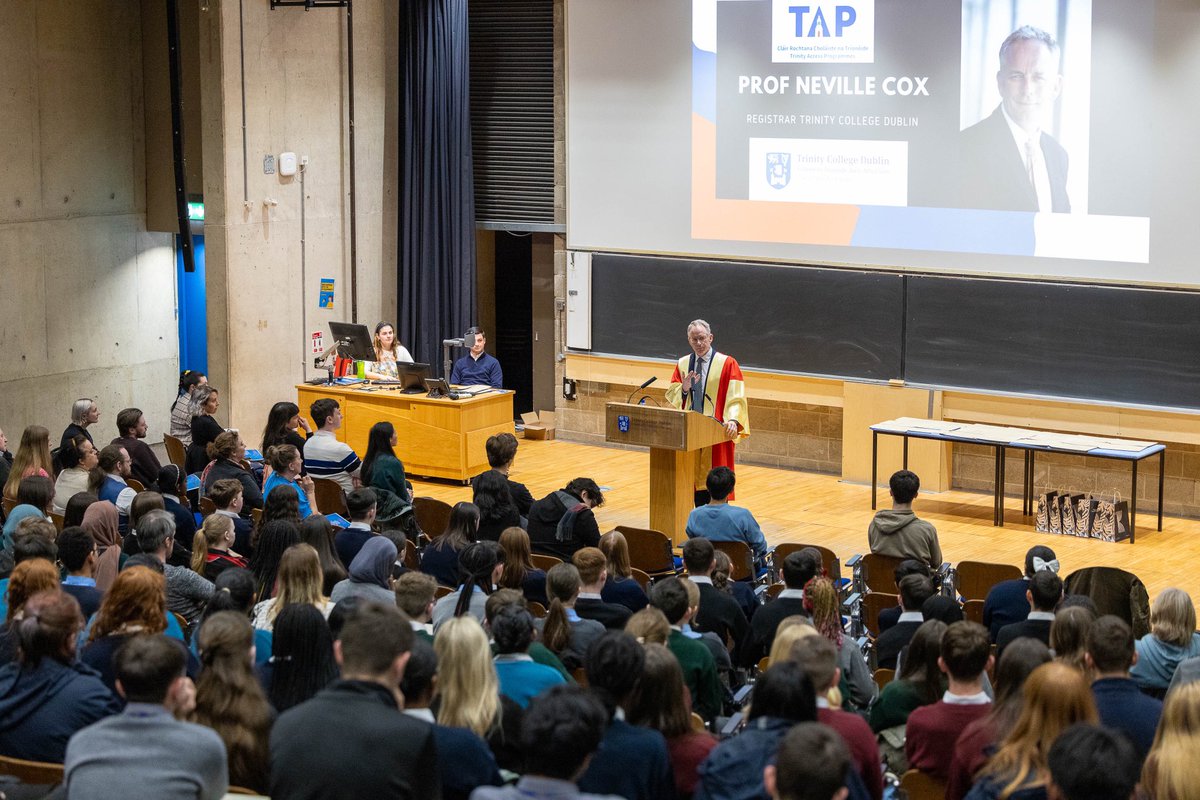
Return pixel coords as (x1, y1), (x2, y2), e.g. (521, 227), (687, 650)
(626, 376), (657, 404)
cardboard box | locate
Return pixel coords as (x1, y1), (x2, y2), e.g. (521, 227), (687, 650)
(521, 410), (557, 440)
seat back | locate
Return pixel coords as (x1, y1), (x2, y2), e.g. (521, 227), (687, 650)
(1, 497), (17, 516)
(861, 552), (908, 594)
(249, 508), (262, 527)
(862, 591), (896, 638)
(873, 667), (895, 692)
(956, 560), (1022, 601)
(49, 512), (65, 532)
(528, 601), (548, 618)
(629, 567), (652, 591)
(572, 667), (588, 687)
(126, 478), (145, 493)
(0, 754), (64, 785)
(690, 712), (707, 732)
(900, 769), (948, 800)
(199, 497), (217, 518)
(162, 434), (187, 471)
(773, 542), (841, 583)
(311, 478), (349, 518)
(530, 553), (563, 572)
(766, 582), (785, 600)
(434, 585), (454, 599)
(615, 525), (676, 577)
(412, 497), (453, 539)
(711, 540), (754, 582)
(962, 598), (985, 626)
(404, 539), (421, 571)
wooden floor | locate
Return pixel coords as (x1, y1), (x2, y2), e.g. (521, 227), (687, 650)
(409, 437), (1199, 602)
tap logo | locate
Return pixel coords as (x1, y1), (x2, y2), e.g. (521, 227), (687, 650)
(772, 1), (875, 63)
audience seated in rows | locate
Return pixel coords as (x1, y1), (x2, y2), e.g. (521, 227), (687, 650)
(996, 569), (1062, 659)
(598, 531), (649, 613)
(471, 432), (535, 517)
(685, 466), (769, 569)
(54, 435), (97, 512)
(650, 577), (722, 722)
(201, 431), (263, 510)
(573, 546), (633, 631)
(683, 537), (749, 665)
(261, 445), (318, 520)
(186, 386), (223, 475)
(1130, 587), (1200, 694)
(169, 370), (207, 447)
(254, 544), (334, 630)
(806, 576), (877, 713)
(535, 561), (605, 669)
(112, 407), (162, 488)
(302, 398), (361, 493)
(421, 501), (480, 587)
(299, 514), (348, 596)
(474, 469), (522, 542)
(61, 399), (99, 451)
(867, 469), (942, 571)
(492, 605), (566, 707)
(526, 478), (604, 561)
(875, 573), (934, 671)
(433, 541), (504, 634)
(983, 545), (1057, 641)
(497, 527), (548, 605)
(1086, 614), (1162, 764)
(3, 426), (53, 503)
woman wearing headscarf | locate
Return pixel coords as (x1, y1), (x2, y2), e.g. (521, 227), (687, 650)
(2, 505), (46, 551)
(330, 537), (397, 605)
(80, 502), (123, 594)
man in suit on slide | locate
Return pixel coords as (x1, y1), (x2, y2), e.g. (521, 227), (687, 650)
(959, 25), (1071, 214)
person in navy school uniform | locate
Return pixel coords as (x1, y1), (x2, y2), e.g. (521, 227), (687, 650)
(207, 478), (255, 556)
(1086, 615), (1163, 764)
(450, 327), (503, 389)
(983, 545), (1058, 642)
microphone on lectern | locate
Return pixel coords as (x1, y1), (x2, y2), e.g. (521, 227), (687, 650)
(626, 376), (657, 404)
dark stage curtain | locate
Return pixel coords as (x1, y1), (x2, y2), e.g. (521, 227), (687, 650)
(397, 0), (477, 372)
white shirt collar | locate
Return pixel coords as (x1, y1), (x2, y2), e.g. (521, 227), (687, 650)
(404, 708), (436, 723)
(689, 576), (714, 585)
(410, 620), (433, 634)
(942, 691), (991, 706)
(348, 521), (372, 531)
(578, 592), (603, 600)
(216, 509), (239, 519)
(898, 611), (924, 623)
(614, 707), (626, 721)
(1027, 611), (1055, 622)
(778, 589), (805, 600)
(816, 697), (831, 709)
(107, 474), (128, 485)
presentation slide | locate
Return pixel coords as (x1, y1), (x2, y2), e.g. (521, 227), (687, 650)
(566, 0), (1199, 286)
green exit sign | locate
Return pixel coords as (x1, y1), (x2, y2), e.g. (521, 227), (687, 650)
(187, 202), (205, 221)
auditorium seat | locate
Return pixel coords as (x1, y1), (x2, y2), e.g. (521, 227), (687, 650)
(162, 434), (187, 472)
(955, 560), (1022, 601)
(311, 478), (348, 518)
(412, 497), (452, 539)
(900, 769), (947, 800)
(0, 754), (63, 785)
(615, 525), (678, 579)
(530, 553), (562, 572)
(773, 542), (842, 584)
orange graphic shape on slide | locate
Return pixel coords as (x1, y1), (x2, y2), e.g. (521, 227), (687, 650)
(691, 113), (860, 245)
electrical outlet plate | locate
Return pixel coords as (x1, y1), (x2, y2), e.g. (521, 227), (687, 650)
(263, 154), (276, 174)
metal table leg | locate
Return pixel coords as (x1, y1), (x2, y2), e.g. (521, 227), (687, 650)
(1130, 458), (1137, 544)
(902, 437), (909, 470)
(871, 432), (878, 511)
(1159, 450), (1165, 532)
(998, 447), (1006, 527)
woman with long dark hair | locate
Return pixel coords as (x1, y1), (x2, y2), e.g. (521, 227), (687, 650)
(298, 515), (348, 596)
(421, 501), (480, 587)
(248, 520), (301, 601)
(360, 421), (410, 504)
(63, 492), (99, 529)
(430, 541), (504, 633)
(192, 611), (273, 793)
(537, 562), (605, 670)
(186, 385), (223, 474)
(170, 369), (207, 446)
(497, 527), (548, 605)
(262, 603), (338, 713)
(260, 401), (311, 454)
(194, 567), (271, 667)
(869, 619), (948, 733)
(473, 470), (521, 542)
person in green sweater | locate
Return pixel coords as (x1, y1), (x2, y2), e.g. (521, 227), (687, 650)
(869, 618), (947, 732)
(650, 577), (724, 721)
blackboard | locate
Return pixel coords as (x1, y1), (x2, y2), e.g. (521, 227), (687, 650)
(585, 253), (1200, 411)
(904, 276), (1200, 410)
(588, 254), (905, 381)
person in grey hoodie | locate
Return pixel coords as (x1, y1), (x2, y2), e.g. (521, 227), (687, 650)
(867, 470), (942, 571)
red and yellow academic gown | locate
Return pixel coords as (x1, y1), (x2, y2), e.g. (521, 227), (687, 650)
(664, 350), (749, 495)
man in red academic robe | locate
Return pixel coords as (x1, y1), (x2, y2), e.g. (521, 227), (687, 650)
(664, 319), (749, 502)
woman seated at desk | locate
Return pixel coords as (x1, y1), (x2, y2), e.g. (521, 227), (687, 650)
(362, 321), (413, 380)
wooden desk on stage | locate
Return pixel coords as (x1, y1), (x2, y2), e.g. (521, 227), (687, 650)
(296, 384), (514, 482)
(605, 402), (730, 544)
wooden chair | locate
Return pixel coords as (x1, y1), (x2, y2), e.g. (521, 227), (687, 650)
(956, 560), (1022, 601)
(413, 497), (453, 539)
(963, 598), (985, 626)
(311, 477), (349, 517)
(530, 553), (563, 572)
(250, 508), (262, 527)
(162, 434), (188, 471)
(690, 712), (707, 733)
(434, 585), (454, 600)
(404, 540), (421, 571)
(757, 656), (770, 673)
(859, 552), (908, 594)
(616, 525), (677, 579)
(126, 478), (145, 493)
(765, 582), (785, 600)
(900, 769), (948, 800)
(873, 667), (895, 692)
(226, 787), (263, 796)
(199, 497), (217, 518)
(528, 601), (548, 618)
(711, 540), (756, 582)
(49, 512), (64, 532)
(772, 542), (841, 583)
(572, 666), (588, 687)
(0, 754), (64, 784)
(862, 591), (897, 638)
(171, 611), (190, 643)
(629, 567), (652, 591)
(1, 497), (17, 516)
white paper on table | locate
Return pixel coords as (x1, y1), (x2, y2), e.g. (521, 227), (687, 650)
(872, 420), (913, 433)
(891, 417), (963, 433)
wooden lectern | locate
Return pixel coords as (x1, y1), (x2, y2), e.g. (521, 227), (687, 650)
(605, 402), (731, 545)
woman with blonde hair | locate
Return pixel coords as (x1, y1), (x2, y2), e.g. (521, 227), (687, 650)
(963, 661), (1098, 800)
(1050, 605), (1096, 676)
(766, 615), (817, 666)
(496, 527), (547, 605)
(1141, 681), (1200, 800)
(625, 607), (671, 645)
(804, 576), (877, 710)
(598, 531), (649, 612)
(3, 425), (53, 500)
(251, 544), (332, 631)
(433, 615), (522, 772)
(1132, 588), (1200, 694)
(192, 611), (273, 793)
(192, 513), (247, 582)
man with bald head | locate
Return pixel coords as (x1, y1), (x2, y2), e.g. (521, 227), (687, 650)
(959, 25), (1070, 213)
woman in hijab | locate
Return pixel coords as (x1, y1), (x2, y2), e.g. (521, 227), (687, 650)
(80, 501), (123, 594)
(329, 537), (397, 604)
(2, 505), (46, 551)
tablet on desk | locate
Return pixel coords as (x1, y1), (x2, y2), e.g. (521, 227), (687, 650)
(424, 377), (460, 399)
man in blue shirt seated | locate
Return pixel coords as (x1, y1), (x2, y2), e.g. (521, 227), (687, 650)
(685, 467), (769, 569)
(450, 326), (503, 388)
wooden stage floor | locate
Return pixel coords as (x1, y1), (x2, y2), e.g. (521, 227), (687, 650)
(408, 437), (1196, 602)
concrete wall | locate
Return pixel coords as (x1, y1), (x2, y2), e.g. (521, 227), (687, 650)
(0, 1), (178, 443)
(198, 0), (392, 438)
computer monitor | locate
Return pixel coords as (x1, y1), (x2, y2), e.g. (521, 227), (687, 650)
(328, 321), (376, 361)
(396, 362), (430, 394)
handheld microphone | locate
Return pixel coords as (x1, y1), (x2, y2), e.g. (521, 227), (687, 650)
(626, 376), (656, 404)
